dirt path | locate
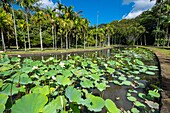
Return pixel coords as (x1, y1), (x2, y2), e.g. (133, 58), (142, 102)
(148, 48), (170, 113)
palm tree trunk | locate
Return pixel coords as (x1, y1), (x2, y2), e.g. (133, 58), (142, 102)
(26, 14), (31, 49)
(12, 8), (18, 50)
(1, 29), (6, 52)
(66, 32), (68, 50)
(24, 34), (26, 51)
(84, 33), (86, 49)
(54, 26), (57, 50)
(107, 35), (110, 46)
(40, 24), (43, 51)
(7, 31), (10, 49)
(52, 25), (54, 49)
(76, 34), (77, 49)
(95, 34), (97, 47)
(144, 34), (146, 45)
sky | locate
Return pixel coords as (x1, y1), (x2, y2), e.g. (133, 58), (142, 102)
(37, 0), (156, 26)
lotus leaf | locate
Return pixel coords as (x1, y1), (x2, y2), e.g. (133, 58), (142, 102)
(145, 71), (155, 75)
(80, 78), (93, 88)
(45, 70), (58, 77)
(1, 83), (18, 95)
(43, 96), (67, 113)
(127, 96), (137, 102)
(56, 75), (72, 86)
(85, 94), (105, 112)
(31, 86), (50, 95)
(11, 57), (20, 62)
(134, 101), (146, 108)
(118, 76), (127, 81)
(131, 108), (139, 113)
(12, 73), (32, 85)
(89, 74), (100, 81)
(21, 67), (33, 73)
(11, 93), (48, 113)
(0, 79), (3, 87)
(145, 100), (159, 109)
(105, 99), (119, 113)
(70, 103), (80, 113)
(106, 67), (115, 74)
(113, 80), (121, 85)
(65, 86), (82, 103)
(63, 70), (73, 77)
(148, 89), (160, 98)
(95, 82), (107, 92)
(138, 93), (146, 99)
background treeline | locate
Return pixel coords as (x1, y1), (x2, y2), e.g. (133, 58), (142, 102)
(0, 0), (169, 51)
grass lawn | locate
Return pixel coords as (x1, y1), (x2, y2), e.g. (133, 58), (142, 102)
(0, 46), (112, 56)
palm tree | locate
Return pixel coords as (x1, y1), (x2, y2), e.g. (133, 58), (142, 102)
(31, 11), (46, 51)
(17, 0), (39, 49)
(0, 8), (13, 51)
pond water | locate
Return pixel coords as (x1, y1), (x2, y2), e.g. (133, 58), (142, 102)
(1, 47), (161, 113)
(22, 47), (160, 112)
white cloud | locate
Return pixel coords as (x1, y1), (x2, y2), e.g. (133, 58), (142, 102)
(37, 0), (57, 9)
(122, 0), (156, 19)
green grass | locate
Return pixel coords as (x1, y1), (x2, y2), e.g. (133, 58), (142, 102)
(0, 46), (112, 56)
(140, 46), (170, 57)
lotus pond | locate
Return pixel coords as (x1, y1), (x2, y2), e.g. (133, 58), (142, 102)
(0, 47), (161, 113)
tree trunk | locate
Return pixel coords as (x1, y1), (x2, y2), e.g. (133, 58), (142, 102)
(69, 34), (71, 49)
(84, 33), (86, 49)
(40, 24), (43, 51)
(140, 37), (142, 45)
(12, 8), (18, 50)
(144, 34), (146, 45)
(26, 14), (31, 49)
(66, 32), (68, 50)
(95, 34), (97, 47)
(54, 26), (57, 50)
(168, 34), (170, 47)
(52, 25), (54, 49)
(61, 36), (63, 49)
(76, 34), (77, 49)
(1, 29), (6, 52)
(24, 34), (26, 51)
(7, 31), (10, 49)
(107, 35), (110, 46)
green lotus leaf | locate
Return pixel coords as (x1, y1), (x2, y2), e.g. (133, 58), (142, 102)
(0, 55), (10, 65)
(131, 71), (140, 75)
(89, 74), (100, 81)
(128, 90), (138, 93)
(134, 101), (146, 108)
(85, 94), (105, 112)
(105, 99), (119, 113)
(63, 70), (73, 77)
(81, 61), (88, 67)
(31, 86), (50, 95)
(118, 76), (127, 81)
(127, 96), (137, 102)
(12, 73), (32, 85)
(56, 75), (72, 86)
(0, 104), (5, 113)
(145, 71), (155, 75)
(71, 69), (84, 77)
(122, 81), (132, 86)
(45, 70), (58, 77)
(0, 64), (13, 72)
(113, 80), (121, 85)
(127, 93), (131, 97)
(0, 70), (12, 77)
(134, 59), (144, 66)
(148, 90), (160, 98)
(60, 111), (68, 113)
(131, 108), (139, 113)
(106, 67), (115, 74)
(70, 103), (80, 113)
(80, 78), (93, 88)
(21, 67), (33, 73)
(0, 93), (8, 105)
(43, 96), (67, 113)
(11, 57), (20, 62)
(1, 83), (18, 96)
(145, 100), (159, 109)
(65, 86), (82, 103)
(148, 66), (158, 71)
(11, 93), (48, 113)
(0, 79), (3, 88)
(138, 93), (146, 99)
(95, 82), (107, 92)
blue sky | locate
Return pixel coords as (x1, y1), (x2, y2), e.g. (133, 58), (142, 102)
(36, 0), (156, 25)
